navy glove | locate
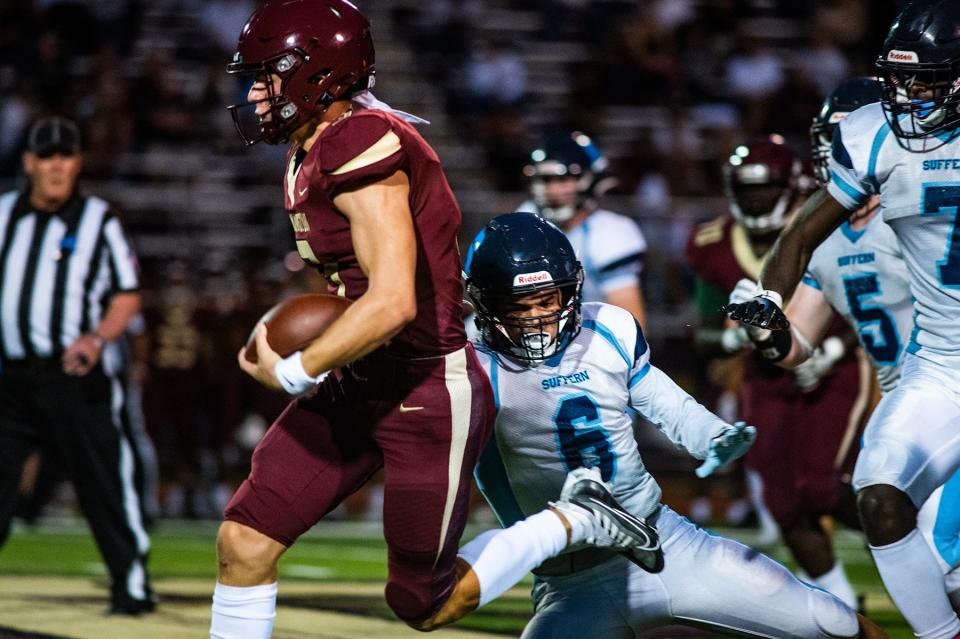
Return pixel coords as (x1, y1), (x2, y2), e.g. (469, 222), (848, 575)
(724, 289), (790, 331)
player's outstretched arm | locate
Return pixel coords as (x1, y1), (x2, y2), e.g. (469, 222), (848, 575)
(726, 189), (850, 331)
(760, 188), (850, 299)
(629, 363), (745, 464)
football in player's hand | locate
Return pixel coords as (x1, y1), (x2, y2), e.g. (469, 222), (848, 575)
(244, 294), (352, 363)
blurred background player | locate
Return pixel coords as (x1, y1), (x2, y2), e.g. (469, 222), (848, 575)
(687, 135), (869, 610)
(465, 212), (886, 639)
(517, 132), (646, 324)
(0, 116), (152, 614)
(726, 1), (960, 634)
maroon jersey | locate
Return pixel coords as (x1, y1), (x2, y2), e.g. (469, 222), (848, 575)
(284, 109), (465, 357)
(687, 216), (764, 295)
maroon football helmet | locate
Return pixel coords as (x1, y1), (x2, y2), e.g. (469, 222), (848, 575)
(723, 135), (809, 236)
(226, 0), (375, 146)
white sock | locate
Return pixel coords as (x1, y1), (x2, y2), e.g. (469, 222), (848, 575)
(210, 582), (278, 639)
(811, 562), (857, 610)
(871, 529), (960, 638)
(457, 509), (568, 607)
(553, 503), (596, 545)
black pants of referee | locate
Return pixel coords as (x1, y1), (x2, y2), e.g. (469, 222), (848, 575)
(0, 357), (153, 610)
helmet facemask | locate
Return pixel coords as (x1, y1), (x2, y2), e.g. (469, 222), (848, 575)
(728, 181), (795, 235)
(524, 132), (611, 224)
(809, 119), (836, 186)
(809, 76), (884, 185)
(528, 167), (592, 225)
(723, 137), (807, 236)
(877, 59), (960, 149)
(227, 50), (321, 146)
(469, 276), (583, 364)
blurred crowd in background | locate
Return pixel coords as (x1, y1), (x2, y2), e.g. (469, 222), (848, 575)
(0, 0), (904, 522)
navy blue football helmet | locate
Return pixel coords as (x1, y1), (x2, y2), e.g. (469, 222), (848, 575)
(464, 212), (584, 362)
(523, 132), (615, 224)
(875, 0), (960, 148)
(810, 77), (883, 185)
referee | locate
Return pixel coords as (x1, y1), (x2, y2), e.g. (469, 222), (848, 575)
(0, 117), (154, 614)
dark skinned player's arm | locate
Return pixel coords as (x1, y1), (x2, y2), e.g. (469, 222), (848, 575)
(758, 188), (852, 298)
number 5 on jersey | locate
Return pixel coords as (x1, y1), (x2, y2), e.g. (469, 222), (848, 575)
(842, 273), (901, 364)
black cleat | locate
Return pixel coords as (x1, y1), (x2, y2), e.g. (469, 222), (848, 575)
(557, 467), (664, 572)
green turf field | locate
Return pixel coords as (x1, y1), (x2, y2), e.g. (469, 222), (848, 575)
(0, 518), (913, 638)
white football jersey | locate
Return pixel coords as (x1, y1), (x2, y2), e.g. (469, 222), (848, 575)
(828, 102), (960, 367)
(515, 203), (647, 303)
(802, 213), (913, 392)
(473, 302), (727, 536)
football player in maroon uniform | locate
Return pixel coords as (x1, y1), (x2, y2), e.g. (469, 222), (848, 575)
(211, 2), (655, 637)
(687, 136), (870, 610)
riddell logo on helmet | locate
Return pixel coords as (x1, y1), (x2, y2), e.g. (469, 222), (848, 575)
(514, 271), (553, 286)
(887, 50), (919, 63)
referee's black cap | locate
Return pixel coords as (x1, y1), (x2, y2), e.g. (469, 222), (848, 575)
(27, 117), (82, 158)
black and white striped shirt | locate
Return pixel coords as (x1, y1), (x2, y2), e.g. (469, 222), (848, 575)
(0, 190), (139, 361)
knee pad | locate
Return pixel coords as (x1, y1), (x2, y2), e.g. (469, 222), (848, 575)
(853, 439), (912, 493)
(808, 588), (858, 638)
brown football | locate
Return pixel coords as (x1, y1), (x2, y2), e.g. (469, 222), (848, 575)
(244, 293), (352, 363)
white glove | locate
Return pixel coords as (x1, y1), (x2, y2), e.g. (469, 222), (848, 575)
(696, 421), (757, 478)
(793, 336), (845, 392)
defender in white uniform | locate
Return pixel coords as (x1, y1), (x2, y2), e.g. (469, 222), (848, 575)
(466, 212), (886, 639)
(726, 5), (960, 635)
(802, 210), (960, 595)
(517, 132), (646, 322)
(732, 76), (960, 610)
